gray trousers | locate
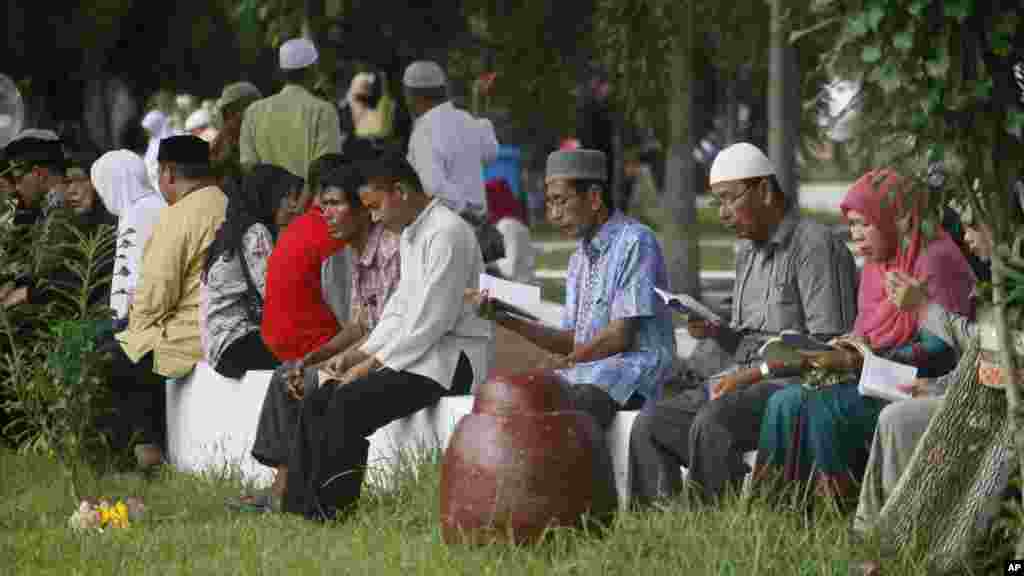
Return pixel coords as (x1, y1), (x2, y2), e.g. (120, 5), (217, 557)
(630, 380), (785, 505)
(251, 365), (320, 468)
(854, 396), (942, 531)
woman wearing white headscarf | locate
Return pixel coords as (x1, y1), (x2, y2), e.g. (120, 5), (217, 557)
(91, 149), (167, 320)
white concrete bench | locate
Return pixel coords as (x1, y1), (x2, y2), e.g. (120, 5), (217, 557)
(165, 362), (643, 508)
(165, 301), (758, 508)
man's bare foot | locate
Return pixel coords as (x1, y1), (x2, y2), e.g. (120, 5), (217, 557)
(134, 443), (164, 469)
(272, 466), (288, 501)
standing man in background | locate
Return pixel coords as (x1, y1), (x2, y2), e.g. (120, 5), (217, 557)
(240, 37), (342, 189)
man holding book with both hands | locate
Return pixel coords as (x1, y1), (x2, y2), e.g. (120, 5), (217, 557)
(629, 142), (859, 505)
(469, 148), (676, 502)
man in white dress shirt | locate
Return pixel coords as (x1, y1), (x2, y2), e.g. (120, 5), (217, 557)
(403, 60), (499, 217)
(283, 148), (494, 521)
(402, 61), (505, 263)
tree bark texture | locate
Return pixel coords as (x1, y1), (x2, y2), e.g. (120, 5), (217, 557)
(662, 2), (700, 298)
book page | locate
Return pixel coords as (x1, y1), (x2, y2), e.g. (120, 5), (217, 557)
(857, 352), (917, 402)
(480, 273), (541, 311)
(653, 287), (723, 324)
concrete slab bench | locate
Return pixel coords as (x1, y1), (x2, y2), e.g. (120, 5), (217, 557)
(165, 362), (644, 508)
(165, 302), (758, 509)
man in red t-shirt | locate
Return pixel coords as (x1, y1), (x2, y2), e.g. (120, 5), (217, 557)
(261, 156), (348, 361)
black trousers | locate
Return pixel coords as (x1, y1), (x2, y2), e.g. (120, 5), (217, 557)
(103, 342), (166, 451)
(250, 363), (319, 469)
(214, 331), (279, 379)
(285, 353), (473, 520)
(564, 384), (643, 506)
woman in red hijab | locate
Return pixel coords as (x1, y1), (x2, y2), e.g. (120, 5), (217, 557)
(754, 169), (975, 502)
(485, 177), (536, 284)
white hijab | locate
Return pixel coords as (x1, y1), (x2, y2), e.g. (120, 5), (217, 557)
(91, 150), (167, 319)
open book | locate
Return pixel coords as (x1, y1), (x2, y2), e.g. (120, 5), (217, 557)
(758, 335), (917, 401)
(758, 330), (834, 364)
(842, 339), (917, 402)
(653, 287), (723, 324)
(478, 273), (544, 323)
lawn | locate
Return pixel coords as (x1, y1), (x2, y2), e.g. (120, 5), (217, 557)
(0, 448), (949, 575)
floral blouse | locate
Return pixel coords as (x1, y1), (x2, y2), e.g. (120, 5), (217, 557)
(200, 223), (274, 371)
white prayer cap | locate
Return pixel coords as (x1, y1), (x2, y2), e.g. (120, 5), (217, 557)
(403, 61), (447, 89)
(279, 37), (318, 70)
(141, 110), (166, 133)
(708, 142), (776, 186)
(185, 108), (212, 132)
(9, 128), (60, 143)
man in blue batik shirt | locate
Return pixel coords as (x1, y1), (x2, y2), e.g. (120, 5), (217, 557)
(473, 148), (674, 431)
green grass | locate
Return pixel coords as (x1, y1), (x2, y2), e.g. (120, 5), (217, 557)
(0, 448), (948, 575)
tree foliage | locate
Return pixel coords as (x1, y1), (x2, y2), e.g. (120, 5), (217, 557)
(806, 0), (1023, 240)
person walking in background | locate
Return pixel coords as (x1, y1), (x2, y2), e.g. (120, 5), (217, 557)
(211, 82), (263, 182)
(240, 37), (342, 189)
(484, 178), (535, 284)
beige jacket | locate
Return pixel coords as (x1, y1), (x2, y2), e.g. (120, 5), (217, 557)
(118, 185), (227, 377)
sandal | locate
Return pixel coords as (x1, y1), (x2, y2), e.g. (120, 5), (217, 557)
(226, 490), (280, 513)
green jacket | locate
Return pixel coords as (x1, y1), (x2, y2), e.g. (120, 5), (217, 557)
(239, 84), (342, 183)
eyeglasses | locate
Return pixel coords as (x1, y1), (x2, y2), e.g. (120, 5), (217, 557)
(705, 183), (752, 211)
(545, 194), (580, 212)
(544, 181), (582, 212)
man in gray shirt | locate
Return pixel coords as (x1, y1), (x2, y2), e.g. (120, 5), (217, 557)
(630, 143), (858, 505)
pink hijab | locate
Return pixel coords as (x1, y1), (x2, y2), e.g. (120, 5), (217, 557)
(840, 169), (975, 350)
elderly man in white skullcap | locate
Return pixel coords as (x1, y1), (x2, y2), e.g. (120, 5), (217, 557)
(402, 60), (500, 259)
(629, 142), (859, 506)
(239, 36), (341, 198)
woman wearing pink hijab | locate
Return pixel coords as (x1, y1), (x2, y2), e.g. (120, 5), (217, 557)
(754, 169), (975, 503)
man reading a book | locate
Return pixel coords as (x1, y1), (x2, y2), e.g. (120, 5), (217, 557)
(472, 148), (675, 484)
(629, 142), (859, 505)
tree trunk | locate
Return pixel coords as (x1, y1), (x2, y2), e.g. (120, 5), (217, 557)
(767, 0), (798, 204)
(662, 2), (700, 298)
(724, 76), (738, 145)
(989, 255), (1024, 558)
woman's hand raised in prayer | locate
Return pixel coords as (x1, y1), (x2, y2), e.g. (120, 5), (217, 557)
(886, 271), (928, 313)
